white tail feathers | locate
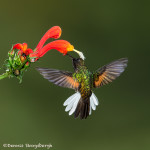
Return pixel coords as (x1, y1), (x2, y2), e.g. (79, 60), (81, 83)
(63, 92), (81, 115)
(89, 93), (99, 115)
(63, 92), (99, 117)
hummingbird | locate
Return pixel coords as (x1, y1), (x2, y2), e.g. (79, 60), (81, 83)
(36, 54), (128, 119)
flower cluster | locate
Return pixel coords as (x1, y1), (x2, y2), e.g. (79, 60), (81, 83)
(0, 26), (83, 83)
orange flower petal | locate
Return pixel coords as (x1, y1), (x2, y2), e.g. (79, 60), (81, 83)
(22, 43), (28, 52)
(37, 40), (74, 58)
(36, 26), (62, 51)
(13, 43), (23, 50)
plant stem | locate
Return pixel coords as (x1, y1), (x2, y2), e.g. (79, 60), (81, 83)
(0, 73), (9, 80)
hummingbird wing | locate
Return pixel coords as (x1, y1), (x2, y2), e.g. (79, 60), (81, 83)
(36, 68), (79, 90)
(93, 58), (128, 88)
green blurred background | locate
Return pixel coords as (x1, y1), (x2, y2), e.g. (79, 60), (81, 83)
(0, 0), (150, 150)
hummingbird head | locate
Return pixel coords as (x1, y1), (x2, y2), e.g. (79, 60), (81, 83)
(66, 54), (84, 69)
(72, 58), (84, 68)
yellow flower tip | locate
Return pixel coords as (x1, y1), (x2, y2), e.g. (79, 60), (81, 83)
(67, 45), (74, 51)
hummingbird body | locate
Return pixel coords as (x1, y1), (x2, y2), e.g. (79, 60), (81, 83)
(73, 65), (92, 97)
(72, 62), (93, 118)
(37, 56), (128, 119)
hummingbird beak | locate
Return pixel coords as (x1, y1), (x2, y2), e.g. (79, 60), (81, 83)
(66, 53), (74, 60)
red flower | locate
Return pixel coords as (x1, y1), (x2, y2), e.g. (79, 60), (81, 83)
(29, 26), (74, 62)
(36, 26), (62, 51)
(39, 40), (74, 56)
(13, 43), (33, 56)
(12, 26), (78, 62)
(30, 40), (74, 61)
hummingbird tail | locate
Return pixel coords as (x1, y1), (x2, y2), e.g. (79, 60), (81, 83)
(89, 92), (99, 115)
(63, 92), (99, 119)
(74, 98), (90, 119)
(63, 92), (81, 115)
(75, 92), (99, 119)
